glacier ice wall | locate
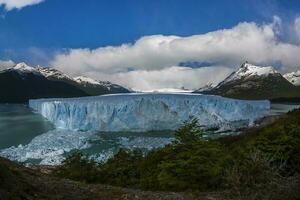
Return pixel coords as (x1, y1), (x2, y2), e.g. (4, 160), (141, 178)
(29, 93), (270, 132)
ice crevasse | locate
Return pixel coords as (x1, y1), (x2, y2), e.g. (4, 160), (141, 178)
(29, 93), (270, 132)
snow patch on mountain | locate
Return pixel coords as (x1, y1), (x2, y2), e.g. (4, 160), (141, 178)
(99, 81), (124, 91)
(284, 71), (300, 86)
(37, 67), (73, 81)
(218, 62), (277, 86)
(74, 76), (101, 85)
(0, 62), (130, 93)
(10, 62), (42, 76)
(194, 83), (216, 93)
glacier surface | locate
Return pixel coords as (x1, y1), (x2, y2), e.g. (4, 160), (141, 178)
(29, 93), (270, 132)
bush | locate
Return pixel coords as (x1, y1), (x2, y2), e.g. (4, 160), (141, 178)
(55, 152), (99, 183)
(97, 149), (144, 187)
(153, 142), (229, 191)
(54, 110), (300, 197)
(138, 118), (230, 191)
(226, 150), (300, 200)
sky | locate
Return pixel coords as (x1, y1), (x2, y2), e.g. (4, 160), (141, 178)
(0, 0), (300, 91)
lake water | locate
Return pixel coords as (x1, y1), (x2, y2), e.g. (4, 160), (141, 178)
(0, 104), (54, 149)
(0, 103), (299, 165)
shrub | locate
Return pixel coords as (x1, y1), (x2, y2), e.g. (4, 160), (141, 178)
(54, 109), (300, 197)
(226, 150), (300, 200)
(97, 149), (144, 187)
(55, 152), (99, 183)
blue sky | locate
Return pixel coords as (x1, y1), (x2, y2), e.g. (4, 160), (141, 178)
(0, 0), (299, 61)
(0, 0), (300, 90)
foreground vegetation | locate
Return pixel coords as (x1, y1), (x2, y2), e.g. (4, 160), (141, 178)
(55, 110), (300, 200)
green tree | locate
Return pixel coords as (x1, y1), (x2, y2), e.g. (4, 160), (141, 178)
(174, 117), (204, 144)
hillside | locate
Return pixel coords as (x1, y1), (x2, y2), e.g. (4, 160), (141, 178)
(0, 157), (218, 200)
(0, 63), (88, 103)
(0, 63), (131, 103)
(195, 62), (300, 101)
(284, 71), (300, 86)
(74, 76), (131, 96)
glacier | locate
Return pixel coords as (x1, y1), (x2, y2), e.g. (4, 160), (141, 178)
(0, 129), (96, 165)
(0, 129), (173, 165)
(29, 93), (270, 132)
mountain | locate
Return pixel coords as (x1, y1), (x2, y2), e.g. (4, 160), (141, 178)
(284, 71), (300, 86)
(74, 76), (131, 95)
(37, 67), (75, 82)
(37, 67), (131, 95)
(194, 62), (300, 101)
(193, 83), (215, 93)
(0, 63), (131, 103)
(0, 63), (88, 103)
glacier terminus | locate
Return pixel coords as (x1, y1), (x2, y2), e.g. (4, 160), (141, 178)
(29, 93), (271, 132)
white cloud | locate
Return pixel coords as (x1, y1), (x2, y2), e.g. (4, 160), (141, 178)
(295, 17), (300, 41)
(85, 66), (232, 91)
(51, 17), (300, 90)
(0, 59), (15, 70)
(0, 0), (44, 11)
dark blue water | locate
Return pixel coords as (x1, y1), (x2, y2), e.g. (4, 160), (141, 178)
(0, 104), (54, 149)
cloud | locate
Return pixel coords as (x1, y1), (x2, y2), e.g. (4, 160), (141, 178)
(0, 0), (44, 11)
(85, 66), (232, 91)
(51, 17), (300, 90)
(0, 59), (15, 70)
(295, 17), (300, 41)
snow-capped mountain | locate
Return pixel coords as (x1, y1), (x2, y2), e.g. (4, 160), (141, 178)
(0, 62), (87, 103)
(216, 62), (278, 88)
(193, 83), (215, 93)
(194, 62), (300, 101)
(74, 76), (101, 85)
(8, 62), (131, 95)
(284, 71), (300, 86)
(5, 62), (43, 77)
(37, 67), (74, 81)
(37, 67), (131, 95)
(0, 62), (131, 103)
(73, 76), (131, 95)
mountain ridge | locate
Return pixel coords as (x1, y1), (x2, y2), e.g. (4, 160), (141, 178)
(284, 71), (300, 86)
(194, 62), (300, 101)
(0, 62), (131, 103)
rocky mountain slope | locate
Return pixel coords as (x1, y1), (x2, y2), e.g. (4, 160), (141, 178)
(74, 76), (131, 96)
(37, 67), (131, 95)
(195, 62), (300, 101)
(0, 63), (131, 103)
(284, 71), (300, 86)
(0, 63), (88, 103)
